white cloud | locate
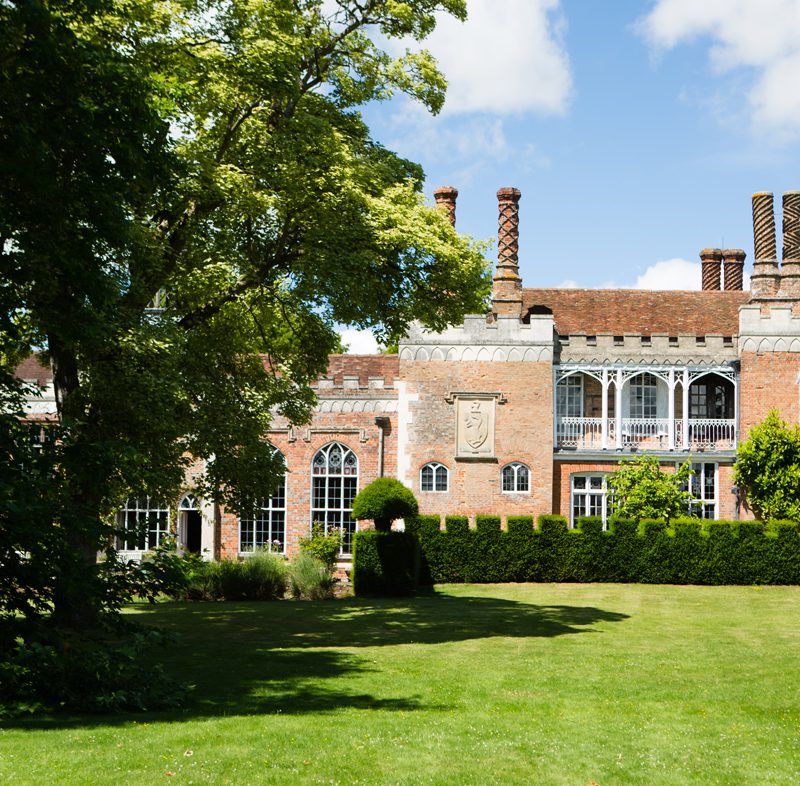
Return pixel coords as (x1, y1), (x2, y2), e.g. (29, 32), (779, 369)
(385, 108), (551, 185)
(339, 328), (380, 355)
(632, 258), (701, 290)
(414, 0), (572, 116)
(638, 0), (800, 142)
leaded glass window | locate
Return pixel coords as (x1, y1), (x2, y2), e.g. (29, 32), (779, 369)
(502, 462), (530, 493)
(311, 443), (358, 555)
(117, 497), (170, 552)
(420, 462), (448, 492)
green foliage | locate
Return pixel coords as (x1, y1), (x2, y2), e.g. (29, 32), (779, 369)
(352, 531), (420, 596)
(0, 624), (185, 717)
(351, 477), (419, 532)
(300, 522), (343, 568)
(187, 553), (287, 601)
(735, 409), (800, 521)
(0, 0), (490, 640)
(608, 456), (697, 524)
(288, 552), (336, 601)
(400, 514), (800, 586)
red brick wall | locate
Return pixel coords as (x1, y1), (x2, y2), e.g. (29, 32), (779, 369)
(399, 360), (553, 522)
(219, 409), (397, 559)
(739, 352), (800, 436)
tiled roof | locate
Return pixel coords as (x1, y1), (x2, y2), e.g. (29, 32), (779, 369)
(323, 354), (399, 385)
(13, 354), (52, 385)
(522, 289), (749, 336)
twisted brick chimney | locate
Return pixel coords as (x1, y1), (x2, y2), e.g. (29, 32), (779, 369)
(779, 191), (800, 298)
(434, 186), (458, 227)
(750, 191), (779, 298)
(722, 249), (746, 291)
(700, 248), (722, 290)
(492, 187), (523, 317)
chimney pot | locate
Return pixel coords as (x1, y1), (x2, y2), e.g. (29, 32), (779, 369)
(699, 248), (722, 291)
(433, 186), (458, 227)
(492, 187), (523, 317)
(751, 191), (779, 299)
(779, 191), (800, 298)
(722, 249), (746, 291)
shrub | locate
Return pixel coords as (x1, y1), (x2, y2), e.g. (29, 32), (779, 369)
(1, 624), (185, 716)
(393, 512), (800, 587)
(351, 477), (419, 532)
(186, 552), (287, 600)
(299, 522), (342, 569)
(352, 531), (420, 595)
(288, 552), (336, 600)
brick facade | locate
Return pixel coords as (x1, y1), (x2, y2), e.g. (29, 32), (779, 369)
(18, 186), (800, 560)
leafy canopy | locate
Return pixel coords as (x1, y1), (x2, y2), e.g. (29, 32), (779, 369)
(735, 410), (800, 522)
(0, 0), (489, 631)
(607, 456), (697, 524)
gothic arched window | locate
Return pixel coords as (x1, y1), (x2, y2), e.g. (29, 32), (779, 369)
(311, 443), (359, 555)
(420, 462), (449, 492)
(501, 462), (530, 493)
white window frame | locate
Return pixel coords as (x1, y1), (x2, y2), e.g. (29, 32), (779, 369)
(557, 375), (583, 418)
(684, 462), (718, 520)
(501, 462), (530, 494)
(116, 496), (171, 555)
(630, 373), (658, 419)
(570, 474), (610, 528)
(420, 462), (448, 492)
(311, 442), (359, 556)
(239, 473), (287, 555)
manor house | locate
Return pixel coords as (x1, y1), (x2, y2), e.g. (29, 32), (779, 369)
(18, 188), (800, 561)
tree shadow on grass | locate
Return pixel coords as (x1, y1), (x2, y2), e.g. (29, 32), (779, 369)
(5, 589), (628, 730)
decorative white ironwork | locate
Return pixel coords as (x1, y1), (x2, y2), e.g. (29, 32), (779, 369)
(556, 417), (603, 448)
(620, 418), (670, 448)
(683, 419), (736, 450)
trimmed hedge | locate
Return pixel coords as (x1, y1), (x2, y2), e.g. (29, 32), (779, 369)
(352, 531), (420, 596)
(399, 515), (800, 586)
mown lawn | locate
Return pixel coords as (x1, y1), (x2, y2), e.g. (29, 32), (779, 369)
(1, 583), (799, 785)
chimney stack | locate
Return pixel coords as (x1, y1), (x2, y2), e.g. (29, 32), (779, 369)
(750, 192), (779, 298)
(492, 187), (523, 317)
(700, 248), (722, 290)
(779, 191), (800, 298)
(433, 186), (458, 227)
(722, 249), (746, 291)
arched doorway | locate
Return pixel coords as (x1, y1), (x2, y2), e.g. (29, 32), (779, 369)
(179, 494), (202, 554)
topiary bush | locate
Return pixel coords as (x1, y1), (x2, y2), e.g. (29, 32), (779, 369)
(352, 531), (420, 595)
(351, 477), (418, 532)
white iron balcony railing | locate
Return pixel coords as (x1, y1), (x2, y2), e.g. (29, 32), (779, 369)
(556, 417), (603, 448)
(676, 419), (736, 450)
(621, 418), (670, 448)
(556, 416), (736, 451)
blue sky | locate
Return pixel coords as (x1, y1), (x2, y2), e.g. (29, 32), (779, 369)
(342, 0), (800, 352)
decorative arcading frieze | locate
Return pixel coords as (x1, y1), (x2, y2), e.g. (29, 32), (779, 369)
(739, 304), (800, 352)
(399, 313), (555, 363)
(739, 336), (800, 353)
(399, 345), (552, 362)
(316, 398), (398, 413)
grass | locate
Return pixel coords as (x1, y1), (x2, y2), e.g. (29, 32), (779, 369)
(2, 583), (800, 785)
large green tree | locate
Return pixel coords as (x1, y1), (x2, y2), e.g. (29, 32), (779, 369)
(0, 0), (489, 628)
(735, 410), (800, 522)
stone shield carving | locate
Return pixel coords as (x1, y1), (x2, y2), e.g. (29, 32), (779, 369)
(455, 397), (496, 458)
